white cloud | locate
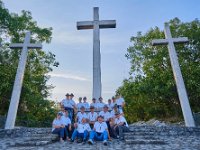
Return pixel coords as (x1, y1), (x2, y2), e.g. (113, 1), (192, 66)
(48, 72), (89, 81)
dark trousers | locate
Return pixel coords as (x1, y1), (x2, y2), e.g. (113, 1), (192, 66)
(111, 125), (129, 139)
(52, 128), (65, 138)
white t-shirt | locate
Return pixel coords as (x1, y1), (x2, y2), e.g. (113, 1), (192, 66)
(94, 121), (108, 133)
(61, 99), (76, 108)
(90, 103), (98, 109)
(99, 111), (111, 121)
(115, 116), (128, 127)
(52, 118), (63, 131)
(110, 109), (123, 118)
(96, 102), (105, 109)
(107, 103), (112, 110)
(82, 102), (90, 109)
(116, 98), (125, 106)
(61, 116), (71, 126)
(111, 102), (117, 109)
(77, 112), (88, 123)
(87, 112), (98, 122)
(77, 123), (91, 133)
(77, 102), (83, 109)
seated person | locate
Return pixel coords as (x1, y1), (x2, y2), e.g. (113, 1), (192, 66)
(96, 97), (105, 110)
(77, 97), (83, 110)
(82, 97), (90, 110)
(90, 98), (98, 109)
(99, 105), (112, 139)
(110, 104), (123, 118)
(76, 106), (88, 123)
(61, 110), (72, 140)
(59, 106), (66, 116)
(52, 112), (65, 142)
(111, 111), (129, 140)
(87, 105), (98, 129)
(88, 115), (108, 146)
(71, 118), (91, 144)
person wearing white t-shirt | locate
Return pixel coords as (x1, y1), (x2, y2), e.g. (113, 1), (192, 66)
(111, 96), (117, 108)
(71, 118), (91, 144)
(111, 111), (129, 140)
(61, 93), (77, 122)
(76, 106), (88, 123)
(90, 98), (98, 109)
(96, 97), (105, 110)
(77, 97), (83, 110)
(110, 104), (123, 118)
(82, 97), (90, 110)
(107, 99), (112, 110)
(87, 105), (98, 128)
(61, 110), (72, 140)
(52, 112), (65, 142)
(88, 116), (108, 146)
(116, 95), (125, 112)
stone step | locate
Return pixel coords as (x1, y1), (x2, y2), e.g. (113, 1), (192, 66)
(125, 139), (166, 145)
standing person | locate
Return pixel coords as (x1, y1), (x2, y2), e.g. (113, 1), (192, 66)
(82, 97), (90, 110)
(90, 98), (98, 109)
(71, 118), (91, 144)
(97, 97), (105, 110)
(107, 99), (112, 110)
(76, 106), (88, 123)
(111, 112), (129, 140)
(77, 97), (83, 110)
(87, 106), (98, 129)
(111, 96), (117, 108)
(61, 110), (72, 140)
(61, 93), (76, 122)
(88, 116), (108, 146)
(116, 94), (125, 112)
(52, 112), (65, 143)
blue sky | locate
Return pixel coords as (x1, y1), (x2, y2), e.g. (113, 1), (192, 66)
(3, 0), (200, 103)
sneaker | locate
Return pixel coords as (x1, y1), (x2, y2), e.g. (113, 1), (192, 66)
(103, 140), (107, 146)
(77, 138), (83, 143)
(88, 139), (93, 145)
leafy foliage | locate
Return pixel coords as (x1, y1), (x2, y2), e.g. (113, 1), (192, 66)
(0, 0), (59, 126)
(118, 18), (200, 123)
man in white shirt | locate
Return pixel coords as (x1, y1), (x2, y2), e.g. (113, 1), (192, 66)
(111, 111), (129, 140)
(116, 95), (125, 113)
(77, 97), (83, 110)
(87, 106), (98, 128)
(99, 105), (112, 139)
(71, 118), (91, 144)
(110, 104), (123, 118)
(88, 116), (108, 146)
(111, 96), (117, 108)
(61, 93), (77, 122)
(76, 106), (88, 123)
(107, 99), (112, 110)
(90, 98), (98, 109)
(96, 97), (105, 110)
(52, 112), (65, 142)
(61, 110), (72, 140)
(82, 97), (90, 110)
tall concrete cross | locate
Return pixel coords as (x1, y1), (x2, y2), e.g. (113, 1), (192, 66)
(77, 7), (116, 101)
(5, 31), (42, 129)
(152, 23), (195, 127)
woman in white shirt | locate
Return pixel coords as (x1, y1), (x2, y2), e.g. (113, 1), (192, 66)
(52, 112), (65, 142)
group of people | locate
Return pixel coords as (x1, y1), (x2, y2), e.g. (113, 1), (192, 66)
(52, 93), (129, 146)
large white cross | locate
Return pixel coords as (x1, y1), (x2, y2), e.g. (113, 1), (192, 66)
(5, 31), (42, 129)
(77, 7), (116, 101)
(152, 23), (195, 127)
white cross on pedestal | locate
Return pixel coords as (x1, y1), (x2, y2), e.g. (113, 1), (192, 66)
(5, 31), (42, 129)
(152, 23), (195, 127)
(77, 7), (116, 102)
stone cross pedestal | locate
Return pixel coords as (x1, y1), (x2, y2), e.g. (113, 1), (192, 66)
(77, 7), (116, 101)
(5, 32), (42, 129)
(152, 23), (195, 127)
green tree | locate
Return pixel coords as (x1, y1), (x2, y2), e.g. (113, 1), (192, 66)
(118, 18), (200, 123)
(0, 0), (59, 126)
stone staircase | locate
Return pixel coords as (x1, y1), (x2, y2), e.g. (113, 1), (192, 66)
(124, 125), (200, 145)
(0, 128), (58, 149)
